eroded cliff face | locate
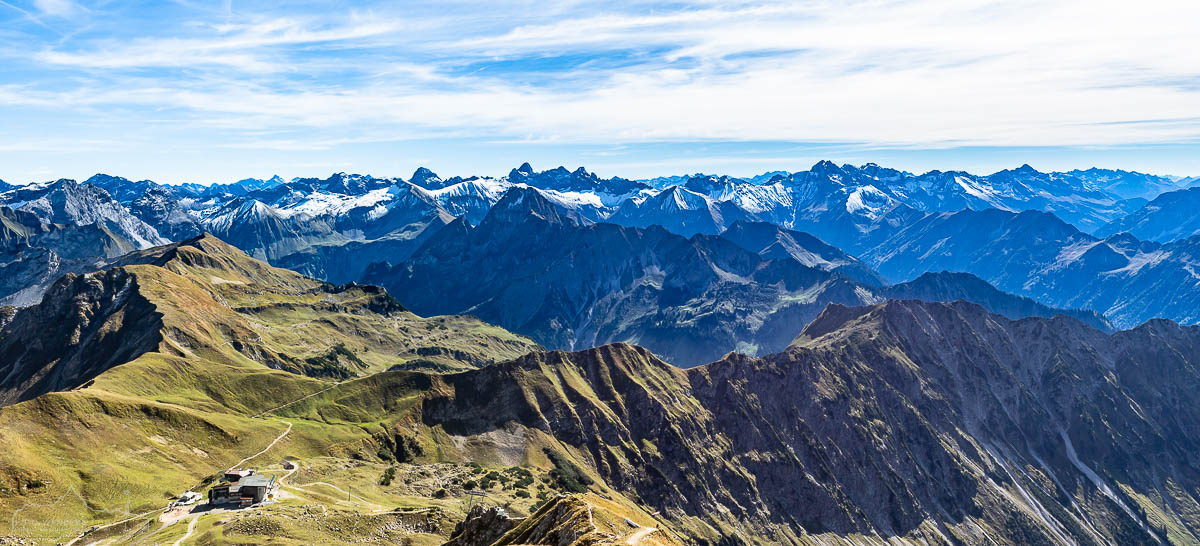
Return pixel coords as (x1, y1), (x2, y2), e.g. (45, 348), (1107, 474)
(415, 301), (1200, 544)
(0, 268), (162, 406)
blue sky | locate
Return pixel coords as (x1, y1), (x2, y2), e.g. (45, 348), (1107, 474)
(1, 0), (1199, 184)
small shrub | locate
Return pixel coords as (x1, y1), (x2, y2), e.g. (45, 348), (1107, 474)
(542, 448), (593, 493)
(380, 466), (397, 486)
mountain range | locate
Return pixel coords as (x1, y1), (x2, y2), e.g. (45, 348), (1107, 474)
(363, 189), (1111, 365)
(1097, 186), (1200, 243)
(859, 207), (1200, 328)
(1, 161), (1191, 354)
(1, 235), (1198, 543)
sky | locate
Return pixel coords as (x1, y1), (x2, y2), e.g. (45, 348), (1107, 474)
(1, 0), (1199, 185)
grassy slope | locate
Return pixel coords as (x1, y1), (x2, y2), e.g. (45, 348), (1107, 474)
(0, 235), (543, 543)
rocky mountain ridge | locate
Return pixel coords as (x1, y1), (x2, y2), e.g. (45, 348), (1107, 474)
(400, 299), (1200, 543)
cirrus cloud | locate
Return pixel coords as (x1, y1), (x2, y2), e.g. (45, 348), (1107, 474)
(0, 0), (1198, 182)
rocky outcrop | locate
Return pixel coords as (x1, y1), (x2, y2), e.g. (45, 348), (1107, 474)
(445, 495), (667, 546)
(445, 506), (521, 546)
(0, 268), (162, 406)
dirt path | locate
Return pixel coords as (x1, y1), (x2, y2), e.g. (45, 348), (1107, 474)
(231, 421), (292, 468)
(278, 464), (298, 484)
(251, 382), (343, 418)
(624, 526), (659, 545)
(62, 371), (330, 546)
(69, 421), (292, 545)
(171, 515), (199, 546)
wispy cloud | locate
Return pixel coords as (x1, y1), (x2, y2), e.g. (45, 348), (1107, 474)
(1, 0), (1199, 182)
(33, 0), (79, 17)
(34, 16), (401, 71)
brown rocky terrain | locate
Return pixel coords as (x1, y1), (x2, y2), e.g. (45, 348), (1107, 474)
(398, 300), (1200, 544)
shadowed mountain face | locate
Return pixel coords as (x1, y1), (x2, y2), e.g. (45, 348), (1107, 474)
(364, 188), (1116, 367)
(0, 268), (163, 407)
(364, 187), (884, 366)
(861, 207), (1200, 328)
(720, 220), (886, 286)
(410, 300), (1200, 544)
(1097, 187), (1200, 243)
(883, 271), (1113, 331)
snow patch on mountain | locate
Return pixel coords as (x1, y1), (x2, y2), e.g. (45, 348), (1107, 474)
(844, 186), (891, 219)
(282, 186), (402, 218)
(199, 198), (280, 232)
(1108, 249), (1171, 276)
(656, 186), (711, 212)
(953, 176), (1006, 208)
(520, 186), (606, 209)
(1051, 240), (1101, 269)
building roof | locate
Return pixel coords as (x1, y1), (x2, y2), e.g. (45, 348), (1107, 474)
(212, 474), (272, 495)
(239, 474), (272, 487)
